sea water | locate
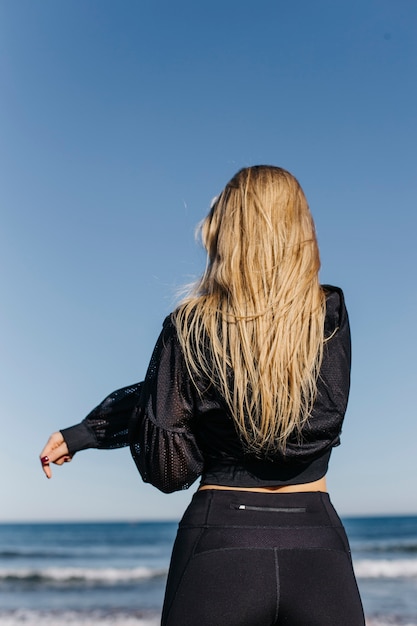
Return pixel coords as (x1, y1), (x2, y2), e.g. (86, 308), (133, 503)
(345, 516), (417, 626)
(0, 516), (416, 625)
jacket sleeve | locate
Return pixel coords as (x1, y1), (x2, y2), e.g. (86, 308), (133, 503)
(129, 316), (204, 493)
(61, 383), (142, 455)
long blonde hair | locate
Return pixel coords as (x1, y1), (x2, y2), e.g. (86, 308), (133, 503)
(173, 165), (325, 455)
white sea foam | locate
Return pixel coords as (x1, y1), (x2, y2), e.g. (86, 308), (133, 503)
(1, 610), (416, 626)
(0, 566), (167, 583)
(0, 610), (160, 626)
(354, 558), (417, 579)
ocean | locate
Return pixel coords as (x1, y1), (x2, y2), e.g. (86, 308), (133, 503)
(0, 516), (416, 625)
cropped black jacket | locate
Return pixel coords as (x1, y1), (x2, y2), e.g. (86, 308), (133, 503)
(61, 286), (351, 493)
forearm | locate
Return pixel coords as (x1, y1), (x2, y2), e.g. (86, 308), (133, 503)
(61, 383), (142, 456)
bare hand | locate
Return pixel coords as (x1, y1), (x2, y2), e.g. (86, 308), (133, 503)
(40, 432), (72, 479)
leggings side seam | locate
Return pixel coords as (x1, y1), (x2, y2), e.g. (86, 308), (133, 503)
(274, 547), (280, 624)
(320, 492), (352, 557)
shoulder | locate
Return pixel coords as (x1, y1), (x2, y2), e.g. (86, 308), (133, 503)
(163, 313), (175, 328)
(155, 314), (187, 366)
(321, 285), (349, 337)
(144, 314), (181, 369)
(160, 313), (179, 341)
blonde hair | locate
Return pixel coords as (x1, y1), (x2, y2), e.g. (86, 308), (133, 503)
(173, 165), (325, 455)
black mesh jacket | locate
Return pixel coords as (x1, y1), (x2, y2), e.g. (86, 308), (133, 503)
(61, 286), (351, 494)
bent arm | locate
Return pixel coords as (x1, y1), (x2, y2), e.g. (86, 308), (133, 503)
(129, 317), (204, 493)
(40, 383), (142, 478)
(61, 383), (143, 455)
(40, 317), (204, 490)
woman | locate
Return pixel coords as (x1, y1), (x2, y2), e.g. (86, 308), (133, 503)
(40, 166), (365, 625)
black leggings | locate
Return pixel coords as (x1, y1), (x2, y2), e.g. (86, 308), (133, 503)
(162, 490), (365, 626)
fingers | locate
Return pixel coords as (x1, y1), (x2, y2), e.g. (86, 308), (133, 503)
(39, 432), (71, 479)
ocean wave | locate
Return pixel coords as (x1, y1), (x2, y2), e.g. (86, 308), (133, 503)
(0, 610), (416, 626)
(0, 566), (167, 586)
(0, 550), (76, 560)
(351, 541), (417, 554)
(354, 559), (417, 579)
(366, 618), (417, 626)
(3, 559), (417, 584)
(0, 609), (160, 626)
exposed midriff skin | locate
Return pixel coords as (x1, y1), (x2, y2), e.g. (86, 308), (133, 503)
(198, 476), (327, 493)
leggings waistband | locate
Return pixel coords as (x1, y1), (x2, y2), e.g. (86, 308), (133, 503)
(180, 489), (344, 530)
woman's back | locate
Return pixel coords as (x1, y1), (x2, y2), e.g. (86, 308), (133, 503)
(173, 165), (326, 456)
(41, 165), (365, 625)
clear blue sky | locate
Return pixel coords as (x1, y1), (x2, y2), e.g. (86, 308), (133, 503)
(1, 0), (416, 521)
